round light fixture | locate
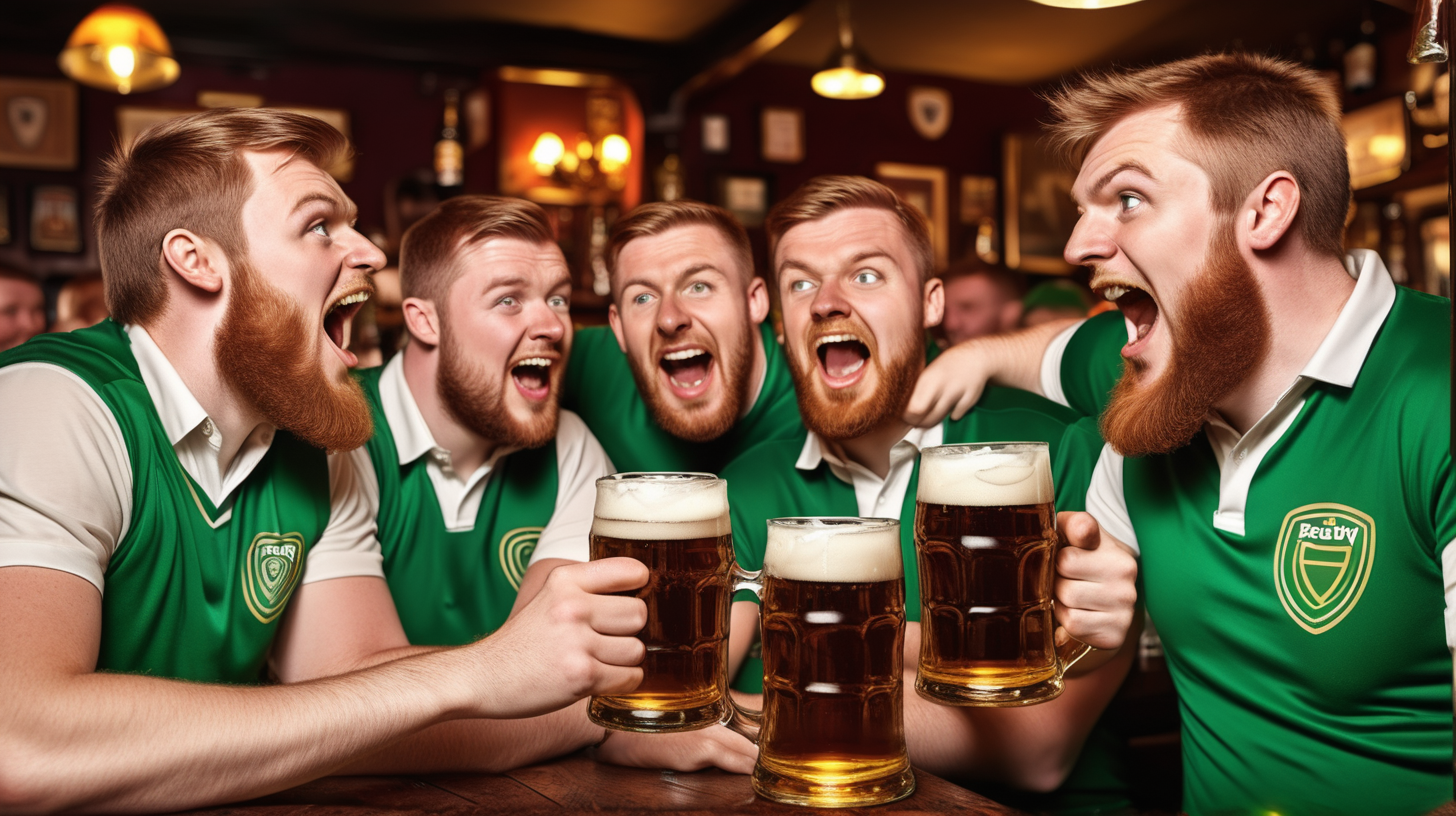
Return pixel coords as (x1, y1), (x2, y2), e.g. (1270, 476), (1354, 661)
(812, 0), (885, 100)
(58, 5), (179, 95)
(1027, 0), (1147, 8)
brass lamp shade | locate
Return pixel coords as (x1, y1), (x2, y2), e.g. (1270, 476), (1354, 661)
(1027, 0), (1146, 7)
(812, 45), (885, 100)
(58, 5), (179, 95)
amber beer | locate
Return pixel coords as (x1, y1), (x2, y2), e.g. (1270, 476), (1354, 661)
(914, 443), (1089, 706)
(751, 518), (914, 807)
(589, 473), (734, 732)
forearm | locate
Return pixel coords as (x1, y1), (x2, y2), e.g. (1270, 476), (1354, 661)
(2, 649), (475, 814)
(338, 698), (601, 775)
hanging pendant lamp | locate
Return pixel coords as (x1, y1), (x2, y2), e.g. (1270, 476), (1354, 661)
(58, 5), (179, 95)
(1027, 0), (1147, 8)
(811, 0), (885, 100)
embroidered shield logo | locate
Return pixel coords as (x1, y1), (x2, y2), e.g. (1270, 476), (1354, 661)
(1273, 504), (1375, 634)
(908, 86), (951, 140)
(243, 532), (306, 624)
(498, 527), (543, 591)
(7, 96), (47, 150)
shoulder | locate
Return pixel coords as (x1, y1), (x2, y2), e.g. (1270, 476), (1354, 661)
(0, 361), (121, 431)
(555, 409), (611, 467)
(572, 325), (622, 359)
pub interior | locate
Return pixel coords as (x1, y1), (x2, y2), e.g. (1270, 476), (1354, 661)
(0, 1), (1451, 815)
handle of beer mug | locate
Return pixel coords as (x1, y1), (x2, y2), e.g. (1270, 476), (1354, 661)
(722, 563), (764, 744)
(1055, 628), (1093, 674)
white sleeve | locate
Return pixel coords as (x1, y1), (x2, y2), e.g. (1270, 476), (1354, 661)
(1085, 442), (1138, 556)
(1039, 320), (1084, 408)
(532, 410), (613, 564)
(300, 447), (385, 584)
(0, 363), (132, 593)
(1442, 542), (1456, 653)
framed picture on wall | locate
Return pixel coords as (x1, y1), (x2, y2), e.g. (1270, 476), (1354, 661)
(1003, 132), (1077, 275)
(0, 77), (78, 170)
(960, 175), (999, 264)
(761, 107), (803, 163)
(702, 114), (730, 154)
(716, 173), (772, 228)
(31, 185), (82, 253)
(875, 162), (948, 268)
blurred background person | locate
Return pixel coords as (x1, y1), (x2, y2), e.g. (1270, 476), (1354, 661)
(937, 258), (1025, 346)
(0, 266), (46, 351)
(1021, 280), (1091, 327)
(51, 272), (109, 333)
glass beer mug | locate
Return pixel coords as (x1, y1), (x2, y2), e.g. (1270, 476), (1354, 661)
(913, 442), (1091, 706)
(588, 473), (737, 732)
(731, 517), (915, 808)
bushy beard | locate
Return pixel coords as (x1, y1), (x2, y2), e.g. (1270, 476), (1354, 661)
(215, 258), (373, 452)
(627, 326), (754, 443)
(437, 322), (559, 450)
(787, 318), (922, 442)
(1099, 223), (1272, 458)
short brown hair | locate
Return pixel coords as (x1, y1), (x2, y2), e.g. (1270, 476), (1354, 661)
(765, 176), (933, 281)
(399, 195), (555, 305)
(940, 258), (1025, 301)
(95, 108), (350, 325)
(605, 200), (753, 300)
(1045, 52), (1348, 258)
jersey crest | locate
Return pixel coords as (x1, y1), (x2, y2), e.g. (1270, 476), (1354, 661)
(243, 532), (306, 624)
(498, 527), (543, 591)
(1273, 504), (1376, 634)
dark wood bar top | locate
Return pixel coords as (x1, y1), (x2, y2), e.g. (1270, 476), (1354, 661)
(182, 752), (1026, 815)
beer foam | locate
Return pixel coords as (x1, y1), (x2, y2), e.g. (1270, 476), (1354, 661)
(592, 474), (730, 540)
(763, 519), (903, 583)
(917, 446), (1054, 507)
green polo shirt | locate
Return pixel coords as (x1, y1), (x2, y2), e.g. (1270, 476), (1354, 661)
(1060, 252), (1454, 815)
(562, 322), (803, 474)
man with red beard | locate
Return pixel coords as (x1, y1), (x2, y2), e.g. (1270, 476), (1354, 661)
(562, 200), (802, 474)
(720, 175), (1140, 802)
(909, 53), (1454, 815)
(350, 195), (753, 773)
(0, 110), (653, 812)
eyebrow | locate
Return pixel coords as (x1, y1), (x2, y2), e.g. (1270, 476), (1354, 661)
(620, 262), (724, 292)
(1082, 161), (1156, 202)
(778, 250), (895, 276)
(291, 191), (358, 223)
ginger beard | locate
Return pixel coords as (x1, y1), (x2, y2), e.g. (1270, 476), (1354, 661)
(215, 256), (374, 452)
(436, 316), (560, 450)
(626, 325), (753, 442)
(1099, 221), (1272, 457)
(787, 317), (922, 441)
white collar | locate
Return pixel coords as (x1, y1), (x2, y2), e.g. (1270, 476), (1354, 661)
(126, 324), (219, 446)
(795, 423), (944, 473)
(1299, 249), (1397, 388)
(378, 353), (440, 466)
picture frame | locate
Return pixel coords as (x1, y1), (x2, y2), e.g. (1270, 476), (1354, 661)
(1342, 98), (1408, 190)
(959, 175), (999, 264)
(875, 162), (948, 268)
(1003, 132), (1077, 275)
(761, 107), (803, 164)
(30, 185), (82, 253)
(0, 77), (78, 170)
(702, 113), (730, 154)
(715, 173), (772, 228)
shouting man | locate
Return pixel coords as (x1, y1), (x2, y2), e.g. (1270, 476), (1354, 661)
(563, 200), (802, 473)
(0, 110), (648, 812)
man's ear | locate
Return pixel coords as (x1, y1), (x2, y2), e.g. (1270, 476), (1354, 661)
(607, 303), (628, 354)
(922, 275), (946, 329)
(746, 276), (771, 324)
(1243, 171), (1301, 252)
(161, 229), (225, 294)
(402, 297), (441, 348)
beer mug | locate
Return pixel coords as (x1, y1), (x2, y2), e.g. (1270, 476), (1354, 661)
(588, 472), (737, 732)
(913, 442), (1090, 707)
(731, 517), (915, 808)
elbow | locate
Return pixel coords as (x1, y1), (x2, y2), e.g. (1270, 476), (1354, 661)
(1013, 759), (1075, 795)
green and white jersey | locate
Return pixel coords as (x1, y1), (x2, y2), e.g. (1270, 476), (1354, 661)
(562, 322), (803, 474)
(351, 355), (612, 646)
(0, 320), (384, 684)
(1048, 251), (1454, 815)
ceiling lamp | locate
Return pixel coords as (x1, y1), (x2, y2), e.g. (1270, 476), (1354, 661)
(1027, 0), (1147, 7)
(811, 0), (884, 100)
(58, 5), (179, 95)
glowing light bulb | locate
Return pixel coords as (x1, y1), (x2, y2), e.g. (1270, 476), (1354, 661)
(530, 132), (564, 175)
(598, 134), (631, 173)
(106, 44), (136, 78)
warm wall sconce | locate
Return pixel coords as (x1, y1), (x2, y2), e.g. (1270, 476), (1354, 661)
(811, 0), (884, 100)
(1026, 0), (1146, 8)
(58, 5), (179, 95)
(531, 131), (631, 192)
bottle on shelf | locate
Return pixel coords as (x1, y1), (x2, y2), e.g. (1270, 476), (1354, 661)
(434, 88), (464, 193)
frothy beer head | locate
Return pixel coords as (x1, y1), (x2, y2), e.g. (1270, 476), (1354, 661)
(917, 443), (1054, 507)
(592, 472), (730, 540)
(764, 517), (903, 583)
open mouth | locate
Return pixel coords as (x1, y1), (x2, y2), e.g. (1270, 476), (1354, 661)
(512, 357), (555, 401)
(324, 289), (371, 367)
(659, 347), (715, 399)
(1096, 283), (1159, 358)
(815, 333), (870, 388)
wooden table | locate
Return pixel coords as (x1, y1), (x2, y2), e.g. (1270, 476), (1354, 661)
(183, 753), (1026, 815)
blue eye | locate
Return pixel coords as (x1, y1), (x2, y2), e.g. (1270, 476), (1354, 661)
(633, 293), (653, 306)
(311, 222), (329, 237)
(1119, 193), (1143, 212)
(549, 295), (568, 308)
(853, 270), (881, 285)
